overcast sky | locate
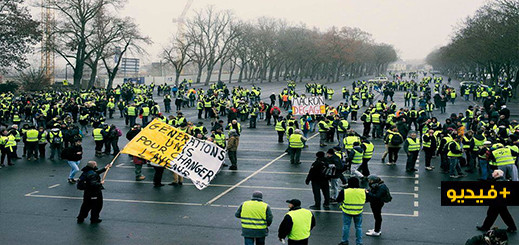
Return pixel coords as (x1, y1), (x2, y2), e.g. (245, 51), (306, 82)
(74, 0), (488, 64)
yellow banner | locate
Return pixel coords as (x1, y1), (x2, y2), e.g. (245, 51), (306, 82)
(121, 119), (190, 169)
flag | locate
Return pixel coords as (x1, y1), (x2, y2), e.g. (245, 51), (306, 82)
(121, 119), (226, 190)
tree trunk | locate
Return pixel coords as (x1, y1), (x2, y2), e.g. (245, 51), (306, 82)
(205, 65), (214, 86)
(196, 65), (203, 83)
(87, 64), (98, 89)
(217, 59), (225, 82)
(228, 61), (236, 84)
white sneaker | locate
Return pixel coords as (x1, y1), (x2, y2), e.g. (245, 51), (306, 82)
(366, 229), (381, 236)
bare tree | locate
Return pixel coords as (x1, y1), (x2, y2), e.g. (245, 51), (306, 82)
(185, 6), (239, 85)
(163, 38), (191, 86)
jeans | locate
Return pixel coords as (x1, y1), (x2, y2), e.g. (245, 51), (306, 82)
(68, 160), (81, 179)
(479, 159), (490, 180)
(449, 157), (462, 176)
(330, 178), (340, 199)
(135, 164), (143, 177)
(342, 213), (362, 245)
(244, 237), (265, 245)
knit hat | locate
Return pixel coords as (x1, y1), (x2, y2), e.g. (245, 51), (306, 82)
(252, 191), (263, 200)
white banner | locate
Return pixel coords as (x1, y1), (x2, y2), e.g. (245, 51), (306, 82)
(292, 96), (326, 115)
(169, 137), (226, 190)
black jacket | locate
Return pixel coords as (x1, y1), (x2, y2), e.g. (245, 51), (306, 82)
(367, 182), (389, 205)
(305, 157), (327, 184)
(62, 145), (83, 161)
(80, 166), (107, 196)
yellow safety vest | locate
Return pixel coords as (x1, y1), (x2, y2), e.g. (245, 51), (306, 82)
(93, 128), (103, 141)
(340, 188), (366, 215)
(286, 209), (313, 241)
(491, 148), (515, 166)
(362, 142), (374, 159)
(352, 149), (363, 164)
(344, 136), (360, 151)
(141, 107), (150, 116)
(289, 134), (304, 148)
(371, 113), (381, 123)
(240, 200), (268, 230)
(127, 106), (136, 116)
(214, 133), (226, 148)
(447, 141), (463, 157)
(26, 129), (39, 142)
(275, 121), (285, 132)
(407, 138), (420, 151)
(318, 121), (329, 132)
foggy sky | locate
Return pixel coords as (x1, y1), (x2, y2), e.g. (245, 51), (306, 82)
(120, 0), (487, 63)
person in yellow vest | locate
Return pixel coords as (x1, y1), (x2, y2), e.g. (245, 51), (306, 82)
(37, 126), (48, 159)
(107, 100), (116, 119)
(235, 191), (273, 245)
(317, 117), (330, 147)
(275, 117), (286, 143)
(447, 136), (466, 178)
(92, 125), (104, 157)
(278, 199), (315, 245)
(140, 104), (150, 126)
(226, 119), (242, 136)
(125, 104), (137, 127)
(337, 177), (366, 245)
(0, 129), (16, 167)
(289, 129), (307, 165)
(24, 125), (40, 161)
(404, 131), (420, 172)
(359, 137), (374, 177)
(489, 143), (518, 181)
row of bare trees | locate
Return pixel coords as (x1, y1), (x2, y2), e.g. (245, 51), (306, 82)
(426, 0), (519, 91)
(163, 6), (398, 86)
(45, 0), (151, 89)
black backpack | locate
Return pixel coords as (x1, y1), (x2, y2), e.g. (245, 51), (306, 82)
(381, 185), (392, 203)
(76, 171), (89, 190)
(52, 132), (62, 145)
(390, 133), (403, 145)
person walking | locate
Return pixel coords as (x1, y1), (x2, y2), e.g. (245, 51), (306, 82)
(359, 137), (374, 177)
(337, 177), (366, 245)
(447, 136), (466, 178)
(228, 129), (240, 170)
(476, 169), (517, 233)
(62, 139), (83, 184)
(403, 131), (420, 172)
(76, 161), (112, 224)
(318, 117), (330, 147)
(278, 199), (315, 245)
(305, 151), (330, 210)
(365, 175), (390, 237)
(289, 129), (306, 165)
(235, 191), (273, 245)
(384, 126), (403, 166)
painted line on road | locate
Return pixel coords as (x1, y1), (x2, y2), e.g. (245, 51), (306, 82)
(414, 186), (419, 192)
(101, 179), (416, 195)
(48, 184), (60, 189)
(414, 201), (419, 207)
(25, 192), (203, 206)
(24, 191), (418, 217)
(205, 133), (320, 205)
(24, 191), (39, 196)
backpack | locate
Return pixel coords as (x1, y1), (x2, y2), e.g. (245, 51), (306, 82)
(76, 170), (92, 190)
(381, 185), (392, 203)
(323, 162), (337, 178)
(115, 128), (122, 137)
(390, 133), (403, 145)
(52, 132), (62, 145)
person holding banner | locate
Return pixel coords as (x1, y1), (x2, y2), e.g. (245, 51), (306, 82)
(77, 161), (112, 224)
(235, 191), (273, 245)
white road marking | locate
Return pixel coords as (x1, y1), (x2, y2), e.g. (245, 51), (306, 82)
(25, 193), (418, 217)
(204, 133), (320, 205)
(414, 201), (419, 207)
(414, 186), (419, 192)
(414, 193), (419, 198)
(24, 191), (39, 196)
(103, 179), (416, 194)
(48, 184), (60, 189)
(414, 180), (419, 185)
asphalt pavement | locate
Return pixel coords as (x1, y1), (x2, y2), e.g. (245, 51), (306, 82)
(0, 76), (517, 245)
